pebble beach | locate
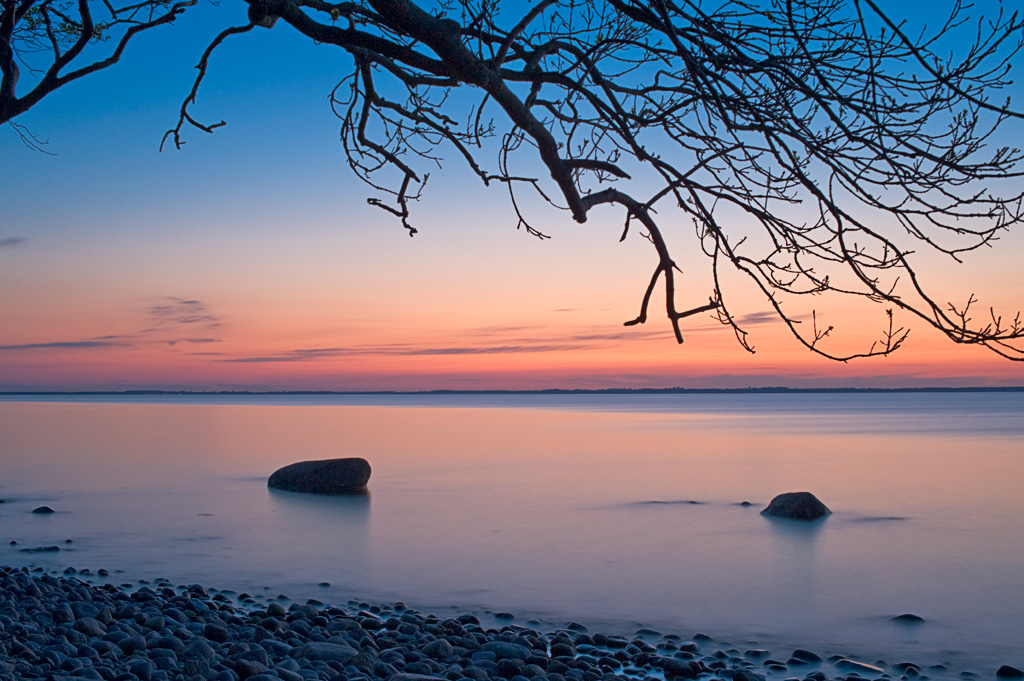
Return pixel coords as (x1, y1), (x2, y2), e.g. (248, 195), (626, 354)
(2, 564), (1022, 681)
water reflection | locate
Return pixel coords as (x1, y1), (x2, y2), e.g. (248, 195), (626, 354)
(267, 487), (371, 520)
(762, 515), (826, 621)
(763, 514), (829, 538)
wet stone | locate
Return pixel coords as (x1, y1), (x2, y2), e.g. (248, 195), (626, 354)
(733, 671), (768, 681)
(835, 660), (884, 675)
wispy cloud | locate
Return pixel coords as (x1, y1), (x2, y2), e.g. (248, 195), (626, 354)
(0, 297), (225, 353)
(0, 236), (26, 249)
(735, 311), (780, 326)
(465, 325), (535, 336)
(223, 342), (592, 363)
(166, 338), (220, 347)
(0, 338), (129, 351)
(146, 298), (220, 328)
(570, 329), (672, 342)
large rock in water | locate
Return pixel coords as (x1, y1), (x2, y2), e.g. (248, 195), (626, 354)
(268, 458), (371, 495)
(760, 491), (831, 521)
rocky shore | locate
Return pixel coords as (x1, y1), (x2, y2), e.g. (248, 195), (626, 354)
(1, 565), (1020, 681)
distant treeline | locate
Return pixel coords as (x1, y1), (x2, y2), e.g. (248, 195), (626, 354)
(3, 387), (1024, 396)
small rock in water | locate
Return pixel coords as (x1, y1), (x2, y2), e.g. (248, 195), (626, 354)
(268, 457), (371, 494)
(996, 666), (1024, 679)
(32, 505), (56, 514)
(790, 649), (823, 663)
(733, 671), (767, 681)
(18, 545), (60, 552)
(894, 663), (922, 672)
(9, 540), (15, 545)
(891, 613), (926, 623)
(835, 659), (885, 674)
(760, 492), (831, 521)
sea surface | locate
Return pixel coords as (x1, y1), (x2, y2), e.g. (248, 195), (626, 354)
(1, 392), (1022, 674)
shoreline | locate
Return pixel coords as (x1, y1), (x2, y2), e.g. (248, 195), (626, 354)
(2, 565), (1021, 681)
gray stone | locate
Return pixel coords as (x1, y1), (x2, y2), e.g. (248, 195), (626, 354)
(421, 639), (453, 661)
(834, 659), (884, 674)
(51, 607), (74, 624)
(32, 506), (55, 514)
(183, 638), (217, 663)
(73, 617), (105, 637)
(235, 648), (270, 667)
(791, 649), (823, 663)
(890, 614), (925, 623)
(290, 642), (360, 664)
(732, 671), (767, 681)
(234, 659), (270, 680)
(997, 667), (1024, 679)
(204, 623), (230, 642)
(482, 642), (532, 661)
(761, 492), (831, 521)
(660, 658), (701, 679)
(268, 458), (371, 495)
(127, 659), (155, 681)
(118, 636), (147, 655)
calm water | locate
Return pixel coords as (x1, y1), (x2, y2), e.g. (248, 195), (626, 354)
(0, 393), (1022, 673)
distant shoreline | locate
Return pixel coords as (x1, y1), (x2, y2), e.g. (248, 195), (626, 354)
(2, 386), (1024, 396)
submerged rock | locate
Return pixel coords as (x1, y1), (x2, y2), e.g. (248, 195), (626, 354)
(31, 505), (55, 514)
(268, 457), (371, 495)
(997, 666), (1024, 679)
(835, 658), (884, 674)
(891, 613), (926, 623)
(790, 649), (823, 663)
(760, 491), (831, 521)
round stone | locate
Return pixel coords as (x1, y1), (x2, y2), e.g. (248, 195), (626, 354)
(760, 492), (831, 521)
(268, 457), (371, 494)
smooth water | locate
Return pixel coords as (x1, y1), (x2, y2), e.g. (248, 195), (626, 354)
(1, 393), (1022, 673)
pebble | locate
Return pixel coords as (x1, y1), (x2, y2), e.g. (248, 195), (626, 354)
(0, 564), (1011, 681)
(836, 658), (885, 674)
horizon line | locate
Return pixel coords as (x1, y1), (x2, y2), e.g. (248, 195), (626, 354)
(3, 386), (1024, 396)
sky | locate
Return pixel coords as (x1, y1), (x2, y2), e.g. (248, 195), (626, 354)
(2, 0), (1024, 391)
